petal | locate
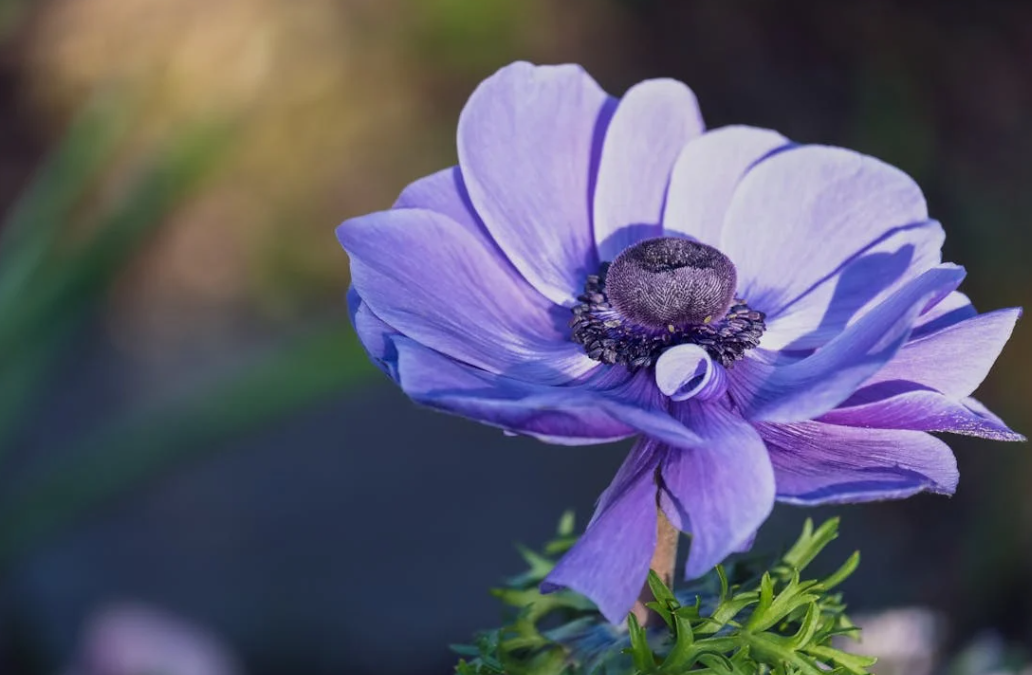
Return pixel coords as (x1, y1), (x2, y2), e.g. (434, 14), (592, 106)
(913, 291), (975, 337)
(660, 402), (775, 578)
(865, 307), (1021, 398)
(663, 126), (789, 247)
(963, 396), (1023, 436)
(759, 421), (958, 505)
(734, 265), (966, 423)
(338, 207), (597, 385)
(392, 337), (636, 444)
(541, 438), (663, 624)
(393, 166), (481, 233)
(722, 145), (929, 316)
(392, 335), (718, 451)
(819, 383), (1024, 441)
(347, 286), (399, 380)
(654, 344), (727, 401)
(457, 62), (614, 305)
(761, 220), (945, 352)
(593, 79), (704, 261)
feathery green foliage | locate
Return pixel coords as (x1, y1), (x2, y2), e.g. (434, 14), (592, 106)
(454, 516), (874, 675)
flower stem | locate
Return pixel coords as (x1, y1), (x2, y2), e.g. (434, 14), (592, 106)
(631, 507), (678, 627)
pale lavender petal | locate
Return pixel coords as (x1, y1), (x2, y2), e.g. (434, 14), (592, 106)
(338, 207), (597, 385)
(458, 61), (613, 305)
(819, 383), (1024, 441)
(761, 220), (945, 352)
(392, 337), (636, 444)
(865, 307), (1021, 398)
(660, 401), (775, 578)
(662, 126), (789, 247)
(760, 421), (958, 505)
(722, 145), (929, 316)
(735, 265), (966, 423)
(347, 286), (399, 380)
(593, 79), (704, 261)
(393, 166), (481, 233)
(654, 343), (727, 401)
(542, 438), (663, 623)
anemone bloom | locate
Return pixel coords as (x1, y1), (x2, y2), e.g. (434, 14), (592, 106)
(337, 62), (1022, 623)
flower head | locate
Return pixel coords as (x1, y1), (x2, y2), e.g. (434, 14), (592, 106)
(337, 61), (1023, 623)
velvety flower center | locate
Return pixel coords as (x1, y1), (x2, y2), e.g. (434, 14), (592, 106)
(570, 237), (766, 371)
(607, 238), (738, 329)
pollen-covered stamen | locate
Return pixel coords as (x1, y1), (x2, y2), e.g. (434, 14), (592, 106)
(570, 238), (765, 371)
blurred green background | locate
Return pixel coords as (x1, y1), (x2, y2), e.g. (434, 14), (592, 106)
(0, 1), (1028, 673)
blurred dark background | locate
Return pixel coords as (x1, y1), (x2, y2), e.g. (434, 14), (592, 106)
(0, 1), (1028, 673)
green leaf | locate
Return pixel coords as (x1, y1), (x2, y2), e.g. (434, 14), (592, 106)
(742, 633), (825, 675)
(624, 613), (655, 672)
(557, 510), (576, 537)
(647, 570), (678, 609)
(821, 552), (860, 591)
(522, 647), (568, 675)
(785, 603), (821, 651)
(450, 644), (482, 657)
(754, 574), (820, 632)
(514, 544), (556, 581)
(803, 645), (876, 675)
(782, 518), (840, 573)
(716, 564), (730, 602)
(746, 573), (776, 631)
(696, 652), (744, 675)
(660, 607), (698, 670)
(697, 591), (758, 635)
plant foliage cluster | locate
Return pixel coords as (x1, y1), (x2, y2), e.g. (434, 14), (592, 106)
(453, 516), (874, 675)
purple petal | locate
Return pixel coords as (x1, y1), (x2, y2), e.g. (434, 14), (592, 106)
(391, 335), (717, 451)
(759, 421), (958, 505)
(338, 207), (597, 385)
(819, 383), (1024, 441)
(391, 337), (637, 444)
(733, 532), (757, 554)
(734, 264), (966, 423)
(963, 396), (1022, 435)
(393, 166), (481, 232)
(654, 344), (727, 401)
(912, 290), (976, 337)
(660, 401), (775, 578)
(457, 62), (613, 305)
(761, 220), (945, 351)
(864, 307), (1021, 398)
(588, 438), (665, 526)
(600, 396), (709, 449)
(347, 286), (399, 380)
(662, 126), (789, 247)
(722, 145), (929, 317)
(593, 79), (704, 261)
(541, 438), (663, 623)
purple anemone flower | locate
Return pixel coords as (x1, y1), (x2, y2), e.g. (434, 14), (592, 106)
(336, 62), (1023, 623)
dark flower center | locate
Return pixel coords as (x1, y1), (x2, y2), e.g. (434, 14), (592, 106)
(570, 237), (765, 371)
(606, 238), (738, 329)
